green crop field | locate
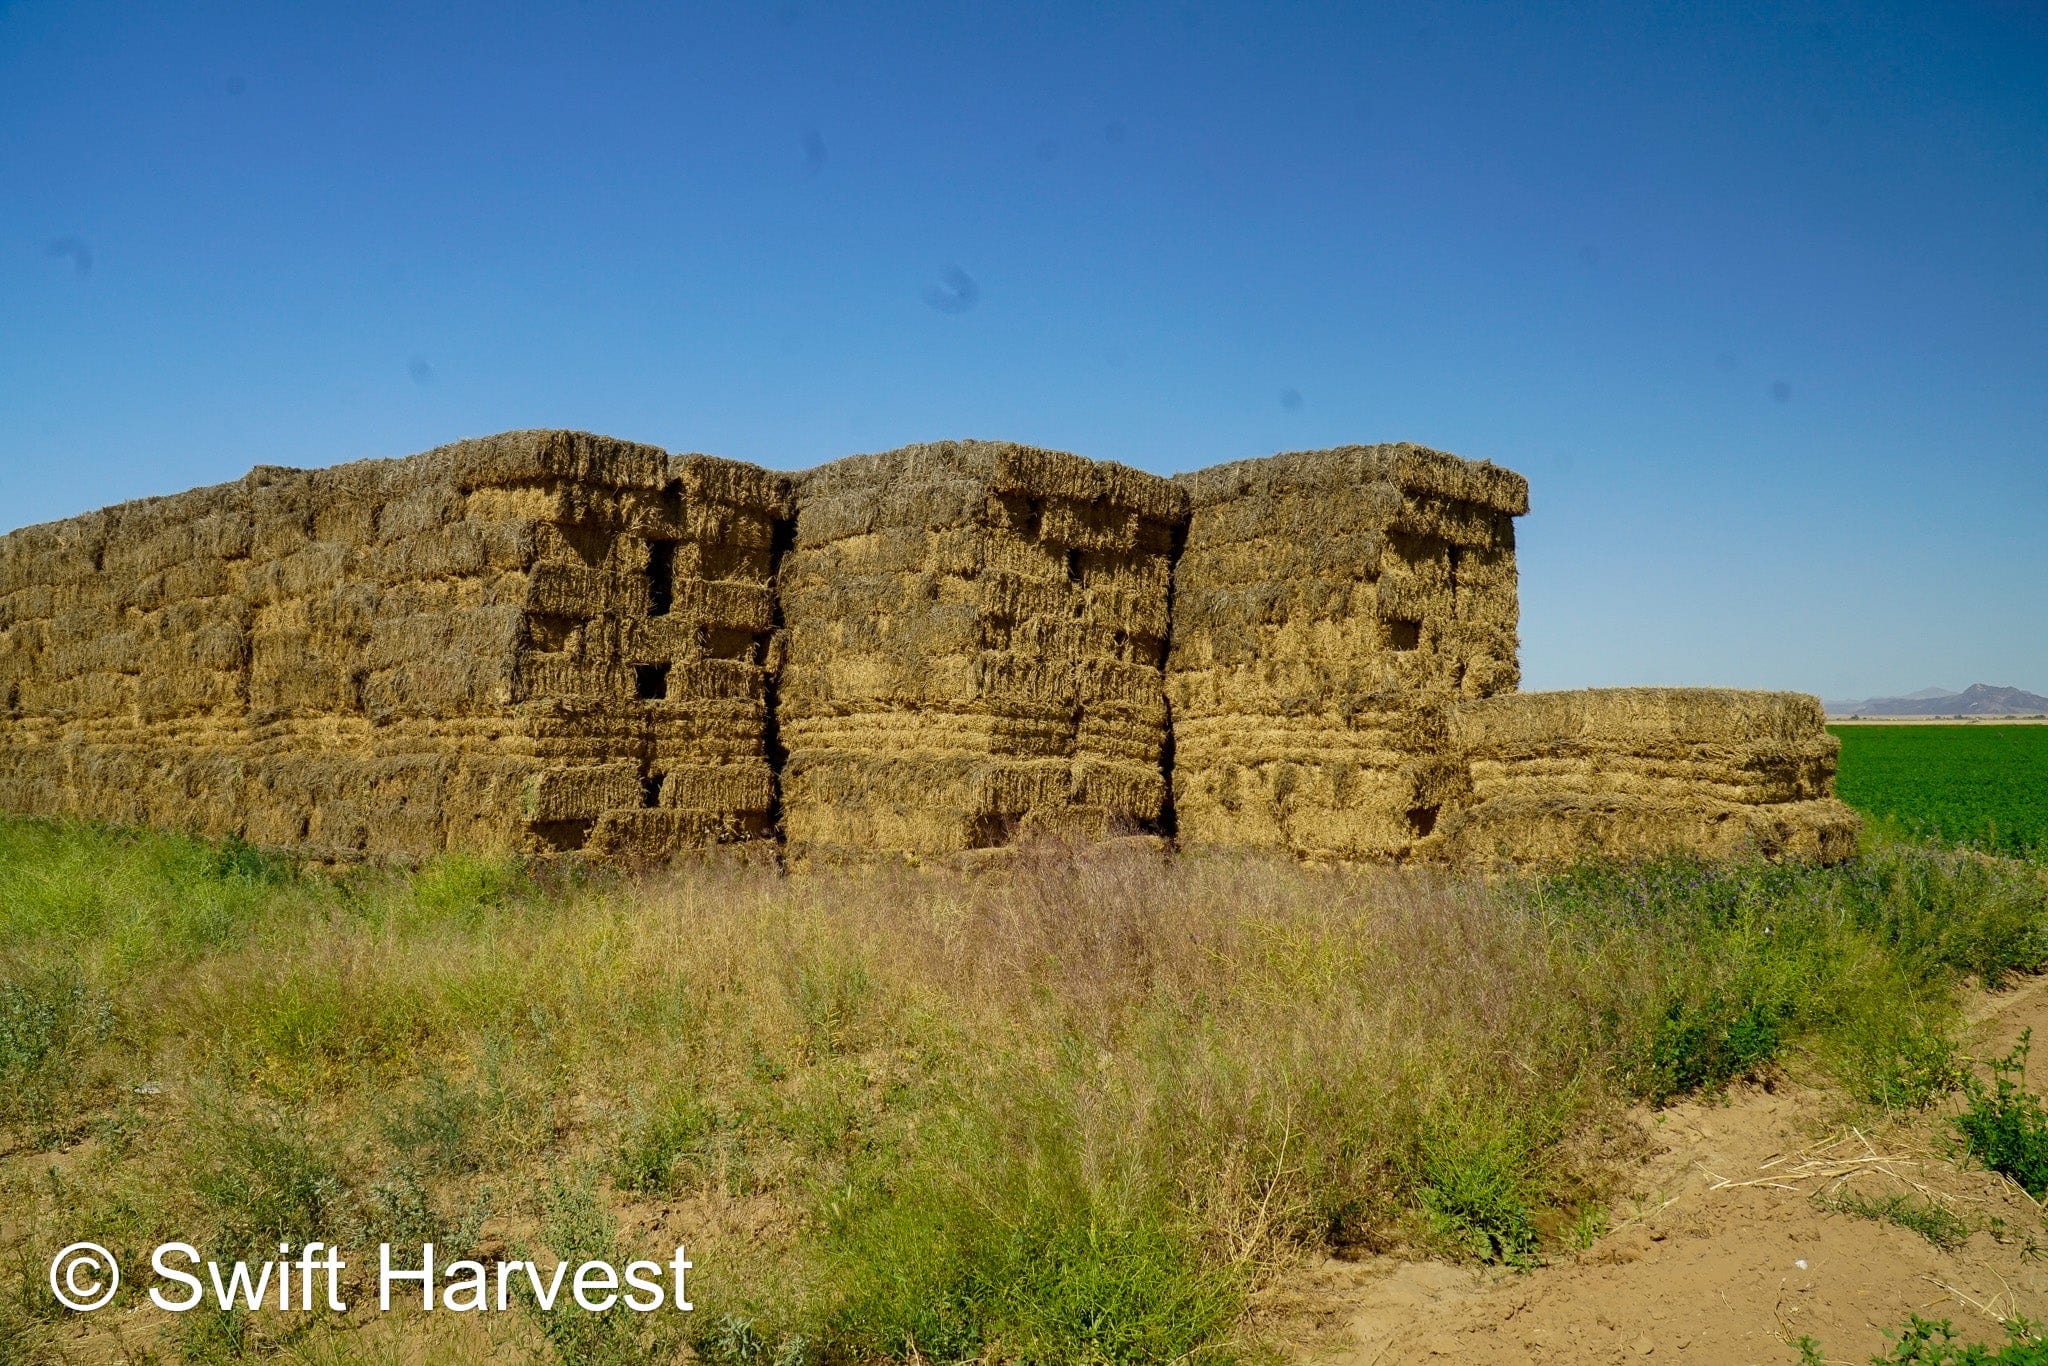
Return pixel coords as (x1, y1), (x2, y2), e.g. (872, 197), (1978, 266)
(1831, 725), (2048, 859)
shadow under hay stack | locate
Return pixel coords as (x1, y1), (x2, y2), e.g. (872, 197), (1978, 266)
(0, 428), (1860, 865)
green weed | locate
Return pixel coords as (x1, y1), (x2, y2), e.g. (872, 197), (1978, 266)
(825, 1094), (1242, 1364)
(0, 963), (113, 1136)
(1837, 1006), (1963, 1110)
(520, 1169), (676, 1366)
(1567, 1203), (1609, 1251)
(1875, 1314), (2047, 1363)
(190, 1099), (358, 1256)
(383, 1068), (488, 1173)
(1956, 1031), (2048, 1197)
(1820, 1189), (1972, 1250)
(0, 1243), (64, 1366)
(1418, 1124), (1541, 1265)
(614, 1089), (717, 1193)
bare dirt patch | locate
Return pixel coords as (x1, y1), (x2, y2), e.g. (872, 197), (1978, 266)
(1281, 975), (2048, 1365)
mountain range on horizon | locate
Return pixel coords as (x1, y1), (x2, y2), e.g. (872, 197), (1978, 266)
(1823, 683), (2048, 717)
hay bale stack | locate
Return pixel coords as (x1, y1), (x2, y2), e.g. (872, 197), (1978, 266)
(562, 450), (792, 861)
(777, 439), (1185, 856)
(0, 431), (789, 861)
(1447, 687), (1861, 863)
(1167, 443), (1526, 860)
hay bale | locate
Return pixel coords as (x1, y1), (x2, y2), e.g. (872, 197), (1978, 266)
(1167, 443), (1525, 860)
(778, 439), (1185, 857)
(1446, 688), (1861, 864)
(0, 428), (1864, 873)
(0, 431), (790, 862)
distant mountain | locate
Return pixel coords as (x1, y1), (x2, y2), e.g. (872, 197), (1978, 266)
(1825, 684), (2048, 717)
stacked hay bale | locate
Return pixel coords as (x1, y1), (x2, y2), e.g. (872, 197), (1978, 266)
(0, 478), (265, 843)
(1447, 688), (1860, 863)
(0, 428), (1866, 871)
(535, 449), (791, 861)
(777, 439), (1184, 857)
(1167, 443), (1527, 861)
(0, 430), (789, 861)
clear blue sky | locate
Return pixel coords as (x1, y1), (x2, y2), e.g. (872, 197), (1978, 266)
(3, 1), (2043, 699)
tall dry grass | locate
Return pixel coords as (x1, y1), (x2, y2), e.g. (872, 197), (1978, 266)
(2, 819), (2044, 1363)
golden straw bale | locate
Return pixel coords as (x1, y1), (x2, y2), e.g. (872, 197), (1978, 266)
(0, 427), (1876, 873)
(1446, 688), (1861, 864)
(0, 430), (789, 863)
(780, 439), (1184, 857)
(1168, 443), (1525, 861)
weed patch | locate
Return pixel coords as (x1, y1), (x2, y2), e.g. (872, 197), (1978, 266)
(1821, 1189), (1972, 1251)
(4, 819), (2047, 1360)
(0, 963), (113, 1136)
(1802, 1314), (2048, 1363)
(1418, 1124), (1541, 1265)
(1956, 1031), (2048, 1197)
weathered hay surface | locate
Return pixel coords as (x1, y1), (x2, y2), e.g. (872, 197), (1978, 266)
(779, 439), (1185, 857)
(0, 431), (789, 860)
(3, 430), (1855, 871)
(1168, 443), (1525, 861)
(1446, 688), (1861, 864)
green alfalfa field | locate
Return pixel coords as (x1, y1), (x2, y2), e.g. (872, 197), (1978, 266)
(1831, 724), (2048, 861)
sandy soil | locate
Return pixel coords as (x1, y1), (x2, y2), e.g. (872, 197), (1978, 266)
(1274, 975), (2048, 1365)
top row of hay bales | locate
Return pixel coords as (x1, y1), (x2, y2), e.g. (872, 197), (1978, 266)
(0, 429), (1860, 866)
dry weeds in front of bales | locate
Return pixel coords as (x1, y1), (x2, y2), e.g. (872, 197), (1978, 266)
(3, 820), (2044, 1364)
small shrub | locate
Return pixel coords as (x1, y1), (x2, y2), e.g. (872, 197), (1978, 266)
(614, 1090), (715, 1193)
(697, 1313), (812, 1366)
(1841, 1012), (1963, 1111)
(209, 835), (295, 886)
(1567, 1203), (1609, 1251)
(1642, 997), (1784, 1100)
(397, 854), (518, 932)
(520, 1169), (669, 1366)
(1418, 1126), (1540, 1266)
(192, 1103), (357, 1257)
(382, 1069), (486, 1173)
(786, 954), (872, 1059)
(1955, 1031), (2048, 1197)
(0, 965), (114, 1136)
(825, 1104), (1241, 1365)
(365, 1163), (489, 1254)
(0, 1244), (64, 1365)
(178, 1305), (255, 1363)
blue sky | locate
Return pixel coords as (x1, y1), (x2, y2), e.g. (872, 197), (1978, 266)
(3, 1), (2043, 698)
